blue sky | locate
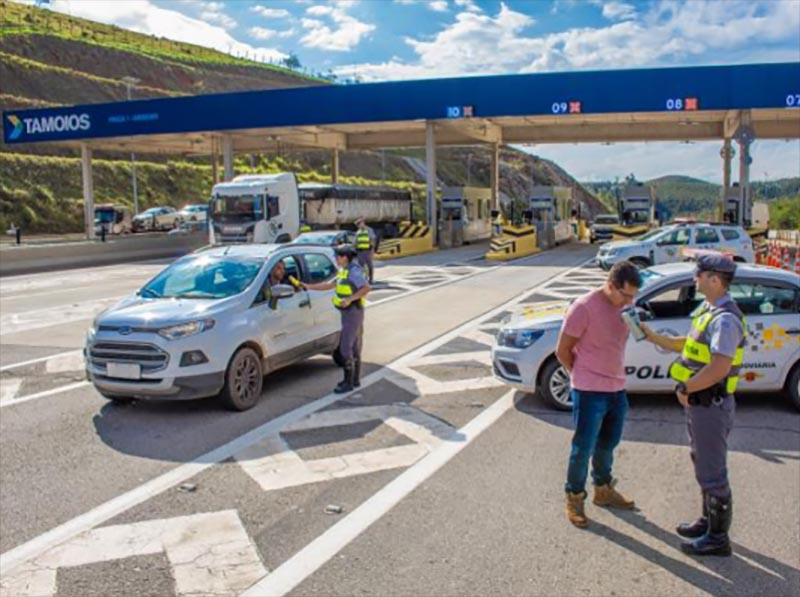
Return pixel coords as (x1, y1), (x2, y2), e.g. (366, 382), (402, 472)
(26, 0), (800, 182)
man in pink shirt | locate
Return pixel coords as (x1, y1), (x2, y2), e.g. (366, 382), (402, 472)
(556, 260), (642, 528)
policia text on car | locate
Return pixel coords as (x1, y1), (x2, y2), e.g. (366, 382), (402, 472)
(641, 253), (745, 557)
(303, 245), (371, 394)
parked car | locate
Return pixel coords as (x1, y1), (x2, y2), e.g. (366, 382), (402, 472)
(132, 207), (181, 232)
(596, 222), (755, 270)
(590, 214), (620, 244)
(291, 230), (356, 247)
(85, 244), (341, 410)
(168, 220), (208, 236)
(178, 204), (209, 223)
(491, 262), (800, 411)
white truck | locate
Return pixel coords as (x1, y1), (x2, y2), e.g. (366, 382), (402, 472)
(209, 173), (300, 244)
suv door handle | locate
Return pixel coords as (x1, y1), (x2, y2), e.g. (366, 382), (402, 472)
(299, 299), (311, 308)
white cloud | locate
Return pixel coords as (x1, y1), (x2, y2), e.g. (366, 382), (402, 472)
(340, 0), (800, 81)
(524, 140), (800, 184)
(250, 5), (291, 19)
(248, 26), (295, 40)
(47, 0), (286, 62)
(300, 3), (375, 51)
(429, 1), (449, 12)
(454, 0), (482, 12)
(601, 1), (637, 21)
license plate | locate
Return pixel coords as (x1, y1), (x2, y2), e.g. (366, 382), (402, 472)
(223, 226), (239, 234)
(107, 362), (141, 379)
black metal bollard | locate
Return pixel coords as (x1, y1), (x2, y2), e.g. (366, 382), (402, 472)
(15, 227), (21, 245)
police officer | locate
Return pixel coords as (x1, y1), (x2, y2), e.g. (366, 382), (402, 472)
(355, 217), (376, 284)
(641, 253), (746, 557)
(304, 245), (370, 393)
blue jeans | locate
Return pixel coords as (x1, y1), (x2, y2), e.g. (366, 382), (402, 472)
(565, 389), (629, 495)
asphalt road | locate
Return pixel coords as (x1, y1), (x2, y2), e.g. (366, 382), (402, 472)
(0, 242), (797, 597)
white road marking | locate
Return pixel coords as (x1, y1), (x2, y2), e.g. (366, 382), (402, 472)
(0, 381), (91, 409)
(0, 510), (266, 597)
(0, 257), (593, 581)
(0, 378), (23, 404)
(44, 351), (85, 373)
(235, 404), (453, 491)
(0, 350), (82, 373)
(240, 389), (518, 597)
(0, 297), (124, 336)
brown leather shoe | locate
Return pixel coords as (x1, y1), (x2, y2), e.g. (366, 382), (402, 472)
(593, 479), (635, 509)
(566, 491), (589, 528)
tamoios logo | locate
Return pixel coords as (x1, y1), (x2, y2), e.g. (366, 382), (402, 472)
(7, 115), (23, 140)
(6, 112), (91, 140)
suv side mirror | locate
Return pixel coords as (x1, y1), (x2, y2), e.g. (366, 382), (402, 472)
(270, 284), (295, 300)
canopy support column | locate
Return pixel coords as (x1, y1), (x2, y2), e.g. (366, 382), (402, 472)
(81, 143), (95, 240)
(425, 121), (437, 237)
(331, 148), (339, 184)
(490, 142), (500, 211)
(222, 134), (234, 181)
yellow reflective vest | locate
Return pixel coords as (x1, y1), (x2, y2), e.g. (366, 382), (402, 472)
(332, 267), (365, 309)
(669, 299), (747, 395)
(356, 229), (371, 251)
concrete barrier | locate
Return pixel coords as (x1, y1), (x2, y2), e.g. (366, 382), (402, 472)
(375, 221), (435, 260)
(485, 225), (540, 261)
(0, 233), (208, 277)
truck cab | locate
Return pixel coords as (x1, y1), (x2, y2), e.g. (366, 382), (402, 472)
(94, 204), (132, 235)
(210, 173), (300, 244)
(613, 183), (656, 239)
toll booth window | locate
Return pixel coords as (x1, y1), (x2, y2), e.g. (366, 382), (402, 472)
(695, 227), (719, 244)
(266, 195), (280, 219)
(301, 253), (337, 283)
(657, 228), (690, 246)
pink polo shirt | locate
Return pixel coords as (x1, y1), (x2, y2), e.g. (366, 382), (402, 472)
(561, 288), (629, 392)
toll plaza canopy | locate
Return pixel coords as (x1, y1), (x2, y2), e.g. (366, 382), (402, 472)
(3, 62), (799, 154)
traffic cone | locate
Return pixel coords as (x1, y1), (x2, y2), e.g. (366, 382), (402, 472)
(769, 243), (776, 267)
(794, 248), (800, 275)
(782, 246), (791, 271)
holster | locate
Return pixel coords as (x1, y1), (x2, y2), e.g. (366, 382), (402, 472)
(688, 383), (726, 407)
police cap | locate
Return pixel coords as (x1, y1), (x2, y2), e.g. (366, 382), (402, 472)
(335, 244), (358, 260)
(696, 253), (736, 275)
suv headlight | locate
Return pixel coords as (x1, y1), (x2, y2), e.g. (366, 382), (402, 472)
(158, 318), (215, 340)
(496, 328), (545, 349)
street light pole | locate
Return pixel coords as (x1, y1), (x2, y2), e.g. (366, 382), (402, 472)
(122, 76), (140, 215)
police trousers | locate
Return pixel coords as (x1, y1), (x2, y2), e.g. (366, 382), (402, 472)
(339, 306), (364, 361)
(357, 250), (374, 283)
(686, 396), (735, 499)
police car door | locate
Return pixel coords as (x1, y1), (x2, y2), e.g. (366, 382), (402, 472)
(626, 277), (698, 391)
(254, 255), (313, 365)
(299, 251), (339, 337)
(653, 227), (690, 264)
(693, 226), (722, 252)
(728, 277), (800, 390)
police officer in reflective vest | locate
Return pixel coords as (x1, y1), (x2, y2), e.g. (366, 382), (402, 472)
(355, 217), (375, 284)
(641, 253), (745, 557)
(303, 245), (370, 393)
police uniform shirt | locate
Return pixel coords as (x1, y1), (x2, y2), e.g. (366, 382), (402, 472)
(704, 294), (746, 359)
(347, 262), (368, 290)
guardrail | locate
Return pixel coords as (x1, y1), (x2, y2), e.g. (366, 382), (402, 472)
(0, 233), (208, 277)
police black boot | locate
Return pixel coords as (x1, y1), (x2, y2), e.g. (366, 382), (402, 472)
(334, 360), (355, 394)
(353, 357), (361, 388)
(680, 494), (732, 557)
(676, 493), (709, 539)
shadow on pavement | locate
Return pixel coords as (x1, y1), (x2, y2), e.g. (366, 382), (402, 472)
(598, 509), (800, 597)
(515, 390), (800, 461)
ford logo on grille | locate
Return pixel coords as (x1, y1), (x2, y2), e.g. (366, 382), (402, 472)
(118, 326), (133, 335)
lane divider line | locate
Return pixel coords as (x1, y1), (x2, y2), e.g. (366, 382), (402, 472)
(0, 350), (83, 373)
(0, 382), (91, 409)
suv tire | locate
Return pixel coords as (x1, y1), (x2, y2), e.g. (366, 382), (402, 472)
(787, 363), (800, 411)
(539, 358), (573, 411)
(220, 347), (263, 411)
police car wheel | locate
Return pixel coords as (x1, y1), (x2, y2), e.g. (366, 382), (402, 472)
(787, 364), (800, 411)
(220, 347), (263, 411)
(539, 358), (573, 411)
(630, 258), (650, 270)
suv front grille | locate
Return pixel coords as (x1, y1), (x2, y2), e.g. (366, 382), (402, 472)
(89, 341), (169, 374)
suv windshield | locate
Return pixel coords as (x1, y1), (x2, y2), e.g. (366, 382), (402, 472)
(294, 233), (337, 245)
(211, 195), (263, 223)
(638, 227), (674, 241)
(141, 255), (263, 299)
(94, 209), (115, 223)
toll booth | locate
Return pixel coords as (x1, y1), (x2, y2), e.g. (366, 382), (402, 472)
(529, 186), (573, 248)
(722, 183), (752, 227)
(439, 193), (465, 249)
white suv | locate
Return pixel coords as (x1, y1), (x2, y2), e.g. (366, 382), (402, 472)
(597, 223), (755, 270)
(85, 244), (341, 410)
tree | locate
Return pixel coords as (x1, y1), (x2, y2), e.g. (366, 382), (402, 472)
(282, 52), (301, 70)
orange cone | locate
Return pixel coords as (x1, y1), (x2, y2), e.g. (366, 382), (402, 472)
(782, 246), (791, 271)
(794, 249), (800, 275)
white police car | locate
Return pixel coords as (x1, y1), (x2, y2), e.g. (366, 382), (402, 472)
(85, 244), (341, 411)
(492, 263), (800, 411)
(596, 222), (755, 270)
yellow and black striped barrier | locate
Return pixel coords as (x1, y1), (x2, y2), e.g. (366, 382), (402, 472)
(611, 224), (650, 240)
(375, 220), (436, 260)
(485, 224), (539, 261)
